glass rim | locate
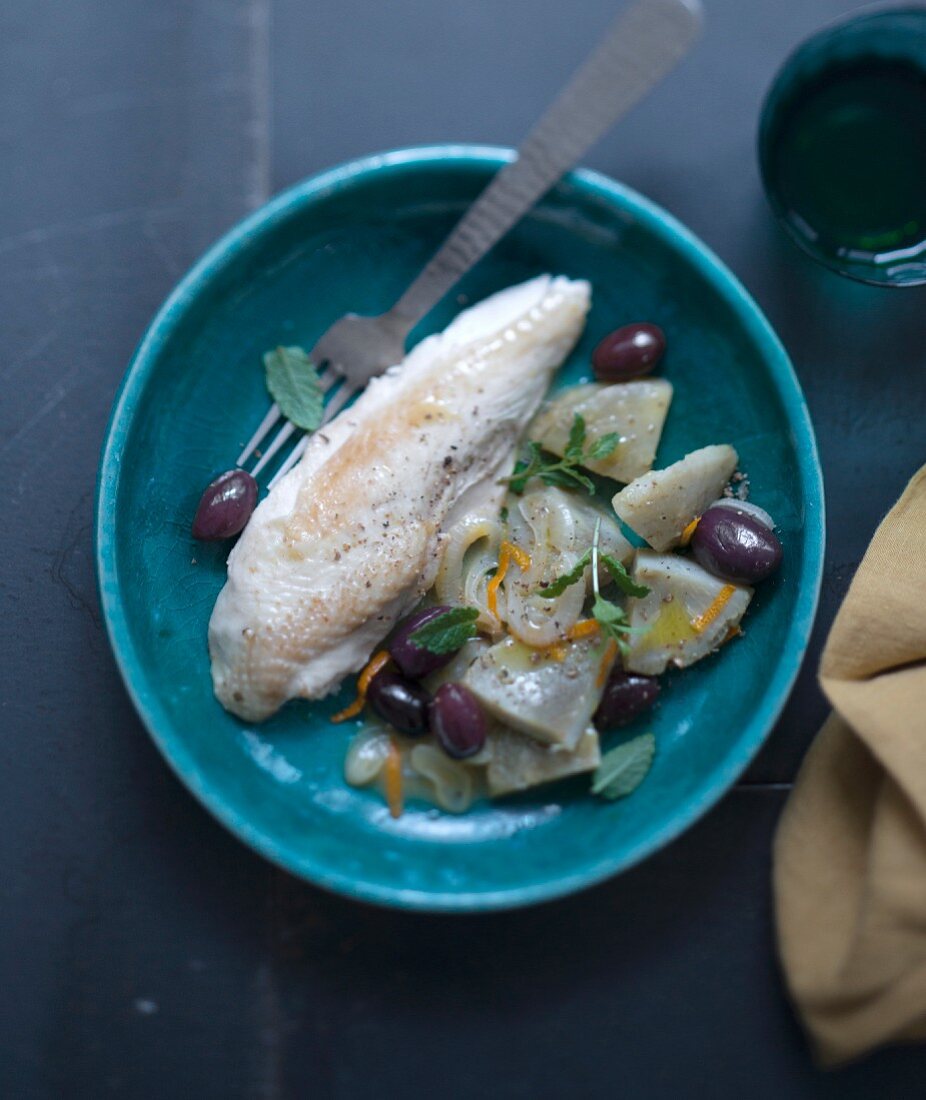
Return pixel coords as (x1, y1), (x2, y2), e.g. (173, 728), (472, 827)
(757, 2), (926, 288)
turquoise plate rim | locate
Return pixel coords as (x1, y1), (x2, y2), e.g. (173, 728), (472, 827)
(96, 144), (825, 912)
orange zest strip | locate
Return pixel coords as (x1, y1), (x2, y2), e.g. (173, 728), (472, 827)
(384, 738), (404, 819)
(691, 585), (736, 634)
(566, 618), (601, 641)
(508, 542), (532, 571)
(596, 639), (619, 687)
(486, 540), (530, 620)
(330, 649), (392, 722)
(680, 516), (701, 546)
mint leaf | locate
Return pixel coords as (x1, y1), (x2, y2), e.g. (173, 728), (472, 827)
(589, 432), (620, 461)
(600, 553), (650, 598)
(565, 413), (587, 460)
(592, 593), (635, 653)
(505, 442), (545, 494)
(408, 606), (479, 655)
(502, 414), (605, 497)
(264, 346), (324, 431)
(541, 466), (596, 494)
(592, 732), (656, 799)
(538, 550), (592, 598)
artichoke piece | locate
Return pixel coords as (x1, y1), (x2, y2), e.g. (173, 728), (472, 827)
(529, 380), (673, 483)
(463, 636), (606, 750)
(611, 444), (738, 551)
(487, 724), (601, 797)
(624, 550), (752, 675)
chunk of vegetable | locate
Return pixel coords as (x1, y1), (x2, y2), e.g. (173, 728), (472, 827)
(486, 725), (601, 796)
(463, 636), (607, 749)
(623, 551), (752, 675)
(611, 444), (738, 551)
(529, 380), (673, 484)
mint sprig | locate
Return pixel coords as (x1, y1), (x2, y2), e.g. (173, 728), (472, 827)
(503, 414), (618, 495)
(537, 548), (650, 603)
(591, 732), (656, 799)
(600, 552), (651, 599)
(537, 550), (591, 598)
(408, 606), (479, 655)
(264, 346), (324, 431)
(590, 519), (644, 655)
(591, 593), (637, 653)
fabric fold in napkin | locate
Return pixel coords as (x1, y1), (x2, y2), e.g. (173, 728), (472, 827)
(774, 464), (926, 1066)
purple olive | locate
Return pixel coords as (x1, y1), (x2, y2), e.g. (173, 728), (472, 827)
(192, 469), (257, 541)
(389, 605), (457, 679)
(691, 505), (782, 584)
(367, 672), (431, 736)
(592, 323), (666, 382)
(431, 683), (487, 759)
(594, 670), (660, 731)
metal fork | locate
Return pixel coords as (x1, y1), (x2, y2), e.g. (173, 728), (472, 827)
(236, 0), (702, 492)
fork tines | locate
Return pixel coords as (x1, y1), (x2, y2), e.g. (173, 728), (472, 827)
(236, 365), (356, 489)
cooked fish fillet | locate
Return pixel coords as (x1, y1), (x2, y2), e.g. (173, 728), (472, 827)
(210, 275), (591, 721)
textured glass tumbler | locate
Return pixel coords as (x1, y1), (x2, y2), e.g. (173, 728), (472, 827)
(759, 5), (926, 287)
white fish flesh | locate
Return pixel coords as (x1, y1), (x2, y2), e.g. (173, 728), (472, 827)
(209, 275), (591, 721)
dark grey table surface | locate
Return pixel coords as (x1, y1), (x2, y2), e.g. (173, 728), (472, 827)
(2, 1), (925, 1096)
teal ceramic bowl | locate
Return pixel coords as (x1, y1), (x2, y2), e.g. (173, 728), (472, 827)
(96, 145), (824, 912)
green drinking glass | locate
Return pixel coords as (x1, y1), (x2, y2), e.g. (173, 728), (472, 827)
(759, 5), (926, 287)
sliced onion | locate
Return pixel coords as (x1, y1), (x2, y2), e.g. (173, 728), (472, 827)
(344, 728), (392, 786)
(409, 744), (475, 814)
(435, 512), (502, 631)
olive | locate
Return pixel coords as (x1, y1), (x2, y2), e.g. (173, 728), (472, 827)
(691, 505), (782, 584)
(367, 672), (431, 737)
(594, 670), (660, 730)
(389, 605), (457, 679)
(431, 683), (487, 759)
(192, 469), (257, 540)
(592, 322), (666, 382)
(708, 497), (775, 532)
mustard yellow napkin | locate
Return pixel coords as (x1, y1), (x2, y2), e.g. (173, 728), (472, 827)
(774, 465), (926, 1066)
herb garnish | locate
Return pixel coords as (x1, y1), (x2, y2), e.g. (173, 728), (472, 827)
(537, 546), (650, 601)
(408, 606), (480, 655)
(537, 549), (592, 597)
(591, 732), (656, 799)
(590, 519), (643, 655)
(503, 414), (619, 495)
(263, 346), (324, 431)
(599, 552), (651, 599)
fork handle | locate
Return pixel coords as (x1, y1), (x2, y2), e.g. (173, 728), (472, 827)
(386, 0), (702, 330)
